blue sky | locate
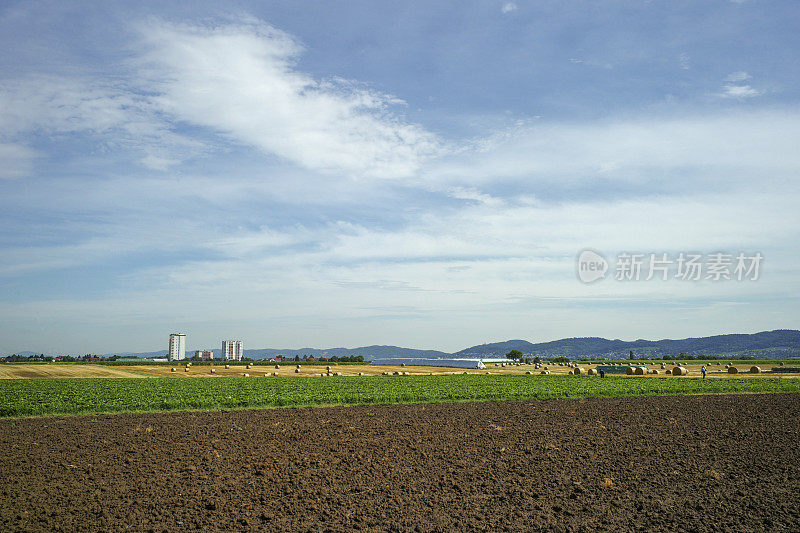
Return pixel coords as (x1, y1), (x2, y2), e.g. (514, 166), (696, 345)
(1, 1), (799, 354)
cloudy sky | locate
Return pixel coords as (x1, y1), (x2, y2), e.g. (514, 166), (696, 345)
(1, 1), (799, 354)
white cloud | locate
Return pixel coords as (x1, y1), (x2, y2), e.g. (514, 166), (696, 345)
(720, 71), (762, 99)
(725, 71), (751, 82)
(501, 3), (518, 14)
(0, 142), (36, 179)
(135, 19), (443, 179)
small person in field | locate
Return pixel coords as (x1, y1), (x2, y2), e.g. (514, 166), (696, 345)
(701, 365), (706, 379)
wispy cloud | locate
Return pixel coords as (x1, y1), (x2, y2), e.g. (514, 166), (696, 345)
(501, 3), (518, 14)
(136, 19), (443, 179)
(720, 71), (762, 98)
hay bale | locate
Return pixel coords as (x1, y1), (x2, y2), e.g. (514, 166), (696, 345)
(184, 367), (189, 372)
(382, 371), (390, 376)
(651, 369), (660, 375)
(526, 371), (533, 375)
(401, 363), (406, 367)
(540, 370), (550, 375)
(728, 366), (739, 374)
(225, 364), (230, 369)
(672, 366), (688, 376)
(780, 361), (785, 366)
(275, 365), (280, 369)
(573, 367), (584, 375)
(626, 366), (635, 375)
(358, 372), (365, 376)
(660, 364), (666, 369)
(242, 373), (249, 377)
(543, 366), (548, 371)
(326, 366), (331, 372)
(634, 366), (646, 375)
(210, 368), (215, 374)
(665, 369), (672, 375)
(171, 368), (176, 372)
(246, 364), (252, 369)
(749, 366), (761, 374)
(587, 368), (598, 376)
(393, 371), (401, 376)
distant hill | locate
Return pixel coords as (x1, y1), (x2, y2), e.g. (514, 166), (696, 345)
(7, 330), (799, 360)
(454, 330), (800, 358)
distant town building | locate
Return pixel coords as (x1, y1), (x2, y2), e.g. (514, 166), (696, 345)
(222, 340), (244, 361)
(168, 333), (186, 361)
(195, 350), (213, 360)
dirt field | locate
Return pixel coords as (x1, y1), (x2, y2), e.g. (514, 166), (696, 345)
(2, 361), (793, 379)
(1, 393), (798, 531)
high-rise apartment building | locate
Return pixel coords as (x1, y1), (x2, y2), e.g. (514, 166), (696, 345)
(222, 340), (244, 361)
(168, 333), (186, 361)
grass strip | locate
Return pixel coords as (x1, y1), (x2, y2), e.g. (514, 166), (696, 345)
(1, 374), (799, 418)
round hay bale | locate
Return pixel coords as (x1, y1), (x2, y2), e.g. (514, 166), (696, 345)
(171, 368), (176, 372)
(246, 364), (252, 369)
(382, 371), (390, 376)
(543, 366), (548, 371)
(295, 368), (300, 373)
(716, 362), (721, 365)
(401, 363), (406, 367)
(393, 371), (401, 376)
(749, 366), (761, 374)
(358, 372), (365, 376)
(224, 364), (230, 369)
(665, 369), (672, 375)
(727, 366), (739, 374)
(540, 370), (550, 375)
(184, 367), (189, 372)
(242, 373), (249, 377)
(210, 368), (215, 374)
(672, 366), (688, 376)
(275, 365), (280, 369)
(660, 364), (666, 369)
(326, 366), (331, 371)
(780, 361), (785, 366)
(573, 367), (584, 375)
(651, 369), (660, 375)
(626, 367), (635, 375)
(526, 370), (533, 375)
(634, 366), (646, 375)
(587, 368), (598, 376)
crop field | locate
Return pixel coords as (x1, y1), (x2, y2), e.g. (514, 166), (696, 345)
(2, 373), (799, 418)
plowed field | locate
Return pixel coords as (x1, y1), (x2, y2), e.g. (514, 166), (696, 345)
(1, 393), (798, 531)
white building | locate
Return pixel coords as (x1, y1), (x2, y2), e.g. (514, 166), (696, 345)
(222, 340), (244, 361)
(168, 333), (186, 361)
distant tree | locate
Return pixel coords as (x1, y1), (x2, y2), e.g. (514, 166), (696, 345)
(506, 349), (523, 362)
(355, 355), (364, 362)
(629, 350), (634, 360)
(294, 355), (300, 362)
(533, 356), (541, 364)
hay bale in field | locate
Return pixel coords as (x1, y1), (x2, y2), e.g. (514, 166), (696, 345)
(333, 372), (341, 376)
(210, 368), (215, 374)
(634, 366), (646, 375)
(243, 373), (249, 377)
(660, 364), (666, 369)
(672, 366), (688, 376)
(225, 364), (230, 369)
(184, 367), (189, 372)
(573, 367), (584, 375)
(393, 371), (401, 376)
(295, 368), (300, 373)
(540, 370), (550, 375)
(543, 366), (548, 371)
(275, 365), (280, 369)
(171, 368), (176, 372)
(401, 363), (406, 367)
(749, 366), (761, 374)
(716, 362), (721, 365)
(526, 371), (533, 375)
(326, 366), (331, 372)
(780, 361), (785, 366)
(358, 372), (365, 376)
(651, 369), (660, 375)
(246, 364), (252, 369)
(587, 368), (598, 376)
(382, 371), (390, 376)
(626, 366), (635, 375)
(728, 366), (739, 374)
(665, 369), (672, 375)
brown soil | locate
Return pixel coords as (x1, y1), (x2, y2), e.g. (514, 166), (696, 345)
(1, 394), (799, 532)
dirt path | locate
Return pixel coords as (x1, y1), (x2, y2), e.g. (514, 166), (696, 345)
(1, 394), (798, 531)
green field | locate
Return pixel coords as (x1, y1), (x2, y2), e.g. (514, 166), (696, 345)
(1, 374), (799, 418)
